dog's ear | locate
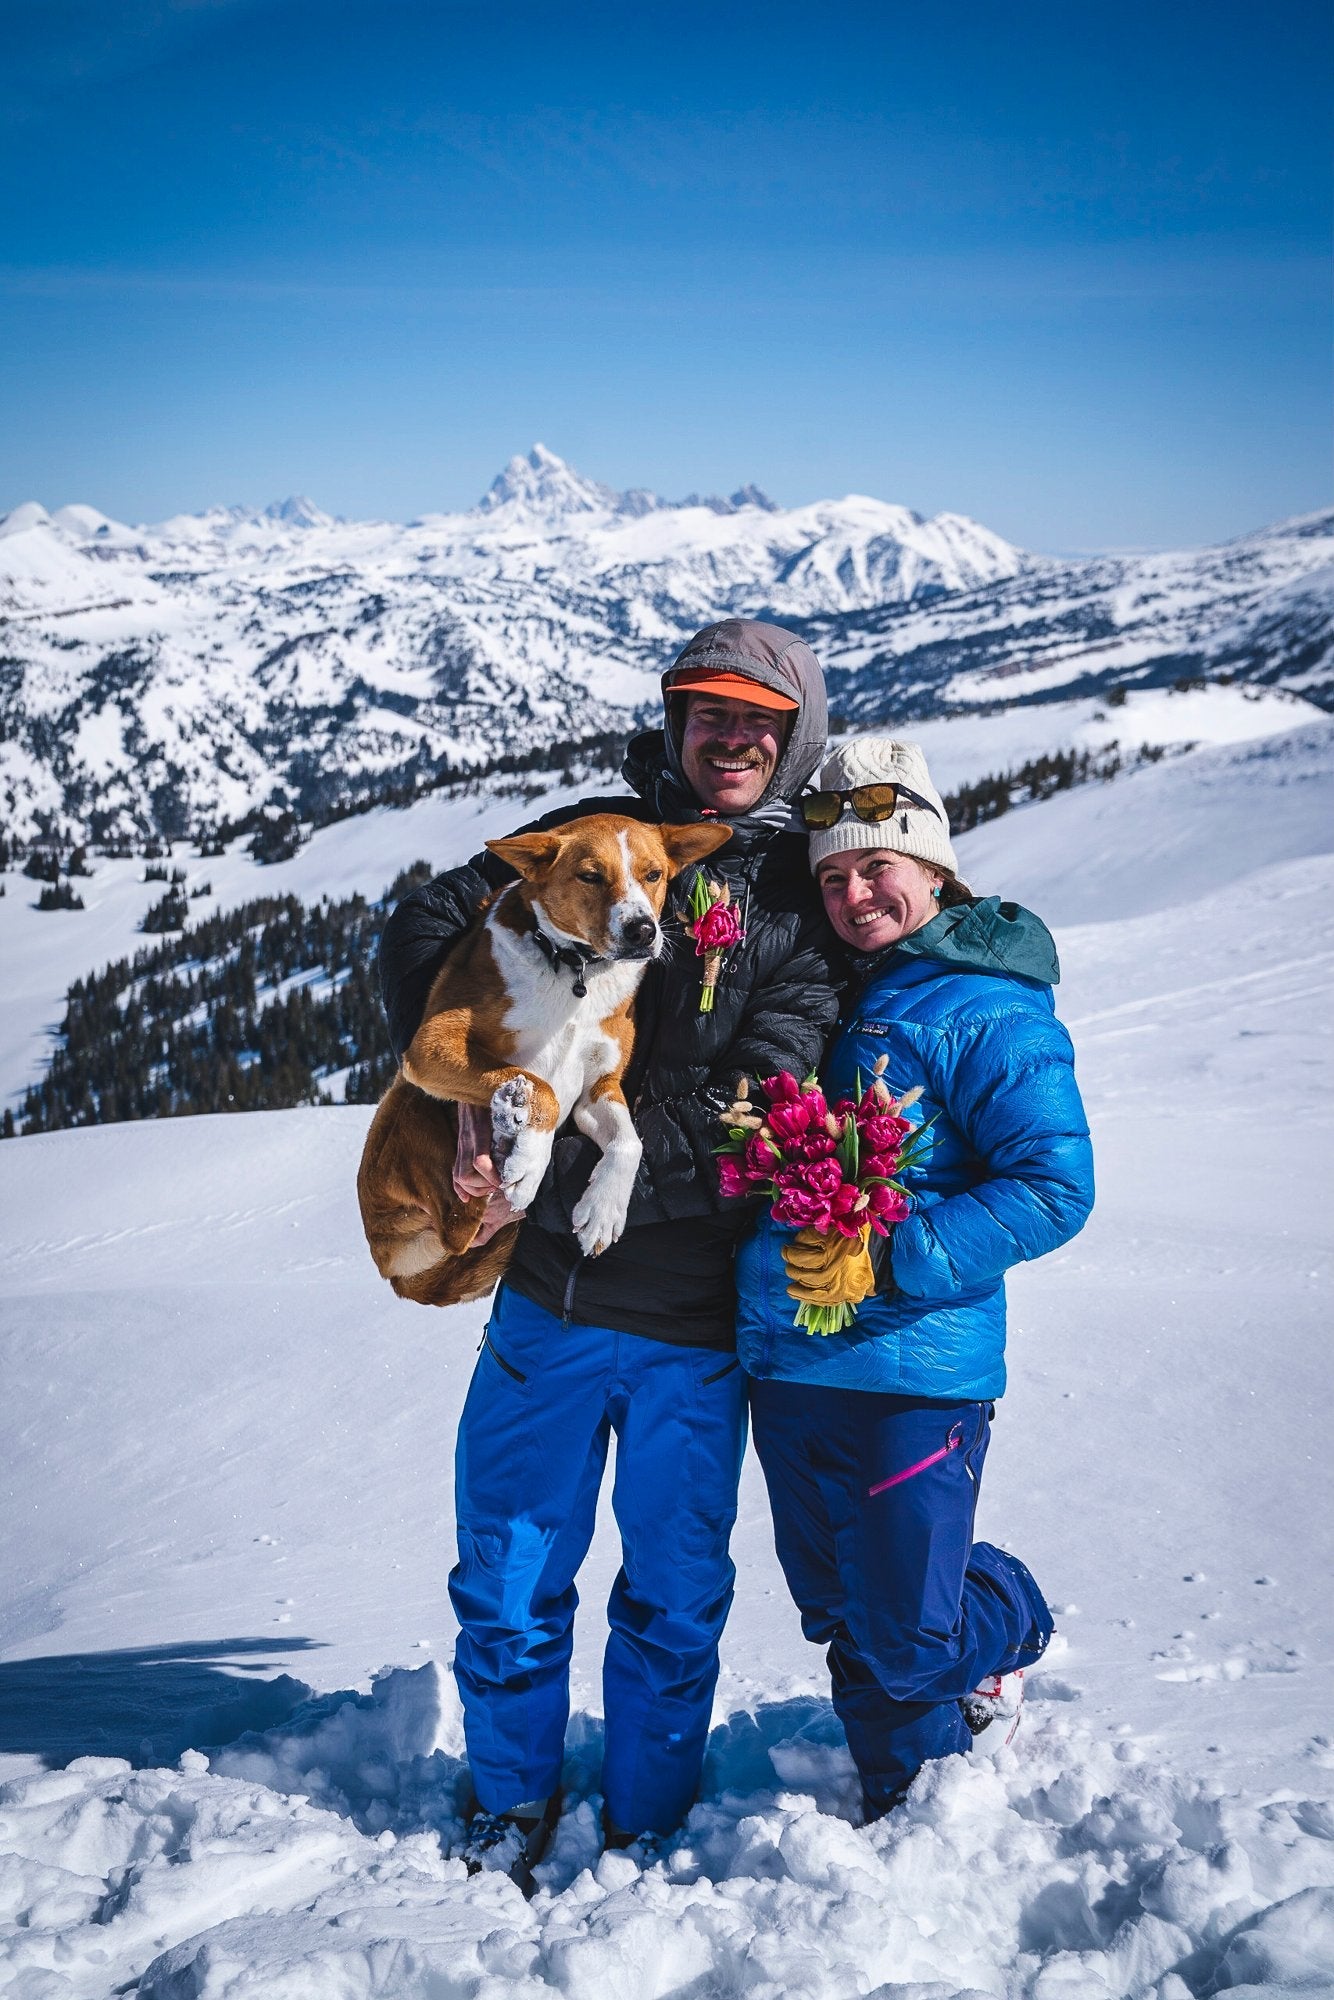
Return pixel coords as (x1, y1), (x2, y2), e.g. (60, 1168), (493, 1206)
(658, 822), (734, 875)
(486, 831), (563, 878)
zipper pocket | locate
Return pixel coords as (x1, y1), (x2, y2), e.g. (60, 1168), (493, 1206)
(701, 1358), (740, 1386)
(963, 1405), (990, 1521)
(483, 1335), (527, 1385)
(561, 1264), (579, 1328)
(868, 1420), (964, 1497)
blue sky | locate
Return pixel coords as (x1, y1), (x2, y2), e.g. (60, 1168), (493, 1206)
(1, 0), (1328, 548)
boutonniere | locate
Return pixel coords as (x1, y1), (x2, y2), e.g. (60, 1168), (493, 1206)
(684, 871), (745, 1013)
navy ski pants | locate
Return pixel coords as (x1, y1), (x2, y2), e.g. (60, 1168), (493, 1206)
(749, 1378), (1053, 1815)
(449, 1286), (747, 1836)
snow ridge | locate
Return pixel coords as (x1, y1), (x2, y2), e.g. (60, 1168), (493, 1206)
(1, 447), (1330, 851)
(475, 443), (784, 524)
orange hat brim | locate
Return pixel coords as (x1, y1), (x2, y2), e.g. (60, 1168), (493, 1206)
(666, 669), (799, 711)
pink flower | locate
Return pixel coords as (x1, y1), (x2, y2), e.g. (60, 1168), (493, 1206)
(772, 1186), (833, 1229)
(785, 1157), (842, 1198)
(799, 1134), (838, 1161)
(718, 1156), (754, 1199)
(858, 1113), (912, 1150)
(861, 1152), (897, 1180)
(767, 1100), (815, 1142)
(866, 1184), (910, 1222)
(692, 902), (744, 952)
(744, 1135), (780, 1180)
(762, 1072), (802, 1104)
(777, 1159), (844, 1191)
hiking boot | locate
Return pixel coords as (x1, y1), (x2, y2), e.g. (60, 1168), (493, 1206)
(458, 1794), (560, 1894)
(603, 1819), (666, 1866)
(961, 1669), (1025, 1745)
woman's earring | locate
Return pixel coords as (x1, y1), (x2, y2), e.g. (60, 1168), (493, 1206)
(933, 886), (942, 899)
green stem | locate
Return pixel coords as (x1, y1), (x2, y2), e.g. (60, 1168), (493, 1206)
(795, 1300), (858, 1336)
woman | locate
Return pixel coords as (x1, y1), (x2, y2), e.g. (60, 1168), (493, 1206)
(736, 737), (1094, 1818)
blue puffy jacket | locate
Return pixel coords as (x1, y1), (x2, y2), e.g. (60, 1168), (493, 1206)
(736, 897), (1094, 1399)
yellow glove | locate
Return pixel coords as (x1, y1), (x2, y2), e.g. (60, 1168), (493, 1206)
(782, 1226), (877, 1309)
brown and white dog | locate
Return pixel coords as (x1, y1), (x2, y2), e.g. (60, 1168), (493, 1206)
(357, 813), (732, 1307)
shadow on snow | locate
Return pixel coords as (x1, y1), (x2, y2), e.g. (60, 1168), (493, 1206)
(0, 1635), (323, 1769)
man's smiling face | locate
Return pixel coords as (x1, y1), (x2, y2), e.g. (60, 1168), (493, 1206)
(679, 693), (790, 813)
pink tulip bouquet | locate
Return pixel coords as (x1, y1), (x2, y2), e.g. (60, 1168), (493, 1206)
(717, 1059), (933, 1331)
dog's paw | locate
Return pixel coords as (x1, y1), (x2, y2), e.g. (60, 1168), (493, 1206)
(500, 1126), (552, 1213)
(490, 1074), (532, 1149)
(571, 1157), (635, 1259)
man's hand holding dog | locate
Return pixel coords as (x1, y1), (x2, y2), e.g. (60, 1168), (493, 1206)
(452, 1101), (526, 1246)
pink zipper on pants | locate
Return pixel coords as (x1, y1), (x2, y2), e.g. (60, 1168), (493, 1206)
(867, 1421), (964, 1497)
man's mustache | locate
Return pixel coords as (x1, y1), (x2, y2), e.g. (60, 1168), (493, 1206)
(699, 744), (767, 766)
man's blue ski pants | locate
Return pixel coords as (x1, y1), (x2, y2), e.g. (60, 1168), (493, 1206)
(749, 1378), (1053, 1815)
(449, 1286), (748, 1836)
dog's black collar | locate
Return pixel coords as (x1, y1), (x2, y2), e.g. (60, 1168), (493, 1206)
(528, 919), (601, 999)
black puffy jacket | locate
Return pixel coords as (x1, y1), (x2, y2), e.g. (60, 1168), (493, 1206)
(377, 622), (842, 1350)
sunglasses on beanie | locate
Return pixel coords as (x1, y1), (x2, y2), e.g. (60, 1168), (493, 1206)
(799, 782), (944, 830)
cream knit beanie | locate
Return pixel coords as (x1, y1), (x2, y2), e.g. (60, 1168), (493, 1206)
(807, 738), (962, 879)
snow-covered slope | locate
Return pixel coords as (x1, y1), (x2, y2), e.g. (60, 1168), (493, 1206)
(0, 767), (578, 1108)
(5, 447), (1330, 856)
(2, 682), (1320, 1116)
(958, 713), (1334, 921)
(0, 446), (1024, 848)
(1, 722), (1332, 1996)
(817, 507), (1334, 722)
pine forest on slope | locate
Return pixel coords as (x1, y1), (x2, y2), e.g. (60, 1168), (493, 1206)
(7, 746), (1145, 1138)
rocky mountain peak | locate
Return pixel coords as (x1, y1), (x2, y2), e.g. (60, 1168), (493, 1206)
(475, 444), (618, 521)
(0, 501), (54, 540)
(473, 446), (779, 524)
(261, 496), (332, 529)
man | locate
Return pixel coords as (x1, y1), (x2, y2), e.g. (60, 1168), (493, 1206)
(378, 618), (839, 1879)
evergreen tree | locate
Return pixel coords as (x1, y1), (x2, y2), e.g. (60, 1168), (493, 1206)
(18, 864), (435, 1134)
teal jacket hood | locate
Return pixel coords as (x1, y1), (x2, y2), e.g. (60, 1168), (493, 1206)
(893, 895), (1061, 986)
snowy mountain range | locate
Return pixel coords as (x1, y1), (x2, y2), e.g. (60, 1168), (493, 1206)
(811, 507), (1334, 725)
(2, 443), (1330, 849)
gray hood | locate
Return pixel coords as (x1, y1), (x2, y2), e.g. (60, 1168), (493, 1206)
(659, 618), (828, 813)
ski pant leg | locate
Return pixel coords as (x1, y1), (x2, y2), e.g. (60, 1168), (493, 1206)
(602, 1343), (748, 1838)
(749, 1378), (1053, 1816)
(449, 1287), (612, 1814)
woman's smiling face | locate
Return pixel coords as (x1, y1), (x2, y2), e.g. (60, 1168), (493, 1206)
(816, 848), (943, 951)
